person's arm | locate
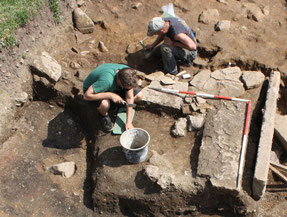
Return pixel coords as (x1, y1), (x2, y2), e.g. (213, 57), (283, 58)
(146, 35), (165, 50)
(84, 85), (124, 103)
(166, 33), (197, 51)
(125, 88), (135, 130)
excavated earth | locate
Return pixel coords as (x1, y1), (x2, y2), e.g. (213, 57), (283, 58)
(0, 0), (287, 216)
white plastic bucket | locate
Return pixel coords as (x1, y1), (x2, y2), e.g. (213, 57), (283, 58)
(120, 128), (150, 164)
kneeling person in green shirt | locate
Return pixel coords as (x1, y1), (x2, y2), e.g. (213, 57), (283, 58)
(83, 63), (143, 132)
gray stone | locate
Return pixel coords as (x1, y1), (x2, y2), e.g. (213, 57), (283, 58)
(244, 3), (265, 22)
(80, 51), (90, 56)
(253, 71), (281, 200)
(241, 71), (265, 89)
(195, 96), (206, 105)
(15, 92), (29, 106)
(48, 161), (76, 178)
(144, 165), (174, 189)
(197, 101), (246, 190)
(30, 51), (62, 83)
(73, 8), (94, 34)
(142, 81), (188, 111)
(198, 9), (220, 24)
(132, 2), (142, 9)
(184, 96), (193, 104)
(190, 102), (199, 112)
(190, 67), (245, 97)
(143, 151), (193, 192)
(98, 41), (108, 52)
(215, 20), (231, 31)
(171, 118), (187, 137)
(145, 71), (165, 81)
(211, 67), (242, 81)
(70, 61), (81, 69)
(274, 114), (287, 152)
(217, 0), (227, 4)
(160, 77), (176, 85)
(187, 114), (205, 131)
(189, 69), (211, 89)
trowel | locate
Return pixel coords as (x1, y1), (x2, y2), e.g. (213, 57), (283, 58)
(123, 101), (136, 108)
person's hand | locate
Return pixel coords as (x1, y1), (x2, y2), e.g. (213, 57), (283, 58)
(125, 122), (134, 130)
(110, 93), (124, 104)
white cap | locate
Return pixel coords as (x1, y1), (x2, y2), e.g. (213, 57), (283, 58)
(147, 17), (165, 36)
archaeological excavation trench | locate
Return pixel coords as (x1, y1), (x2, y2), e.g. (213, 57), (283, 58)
(1, 1), (287, 216)
(28, 58), (286, 216)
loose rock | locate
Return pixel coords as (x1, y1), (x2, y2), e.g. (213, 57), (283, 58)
(241, 71), (265, 89)
(215, 20), (231, 31)
(98, 41), (108, 52)
(171, 118), (187, 137)
(48, 162), (76, 178)
(30, 51), (62, 83)
(73, 8), (94, 34)
(15, 92), (29, 107)
(198, 9), (220, 24)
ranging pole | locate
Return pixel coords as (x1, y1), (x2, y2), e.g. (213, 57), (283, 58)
(148, 87), (249, 102)
(236, 100), (252, 189)
(148, 87), (252, 189)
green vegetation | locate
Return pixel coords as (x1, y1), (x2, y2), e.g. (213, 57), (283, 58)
(49, 0), (61, 24)
(0, 0), (61, 49)
(0, 0), (42, 48)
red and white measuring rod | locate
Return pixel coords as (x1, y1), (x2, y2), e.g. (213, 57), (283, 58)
(236, 100), (252, 189)
(152, 87), (250, 102)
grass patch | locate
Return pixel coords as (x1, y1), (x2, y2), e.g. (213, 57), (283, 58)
(0, 0), (42, 48)
(49, 0), (61, 24)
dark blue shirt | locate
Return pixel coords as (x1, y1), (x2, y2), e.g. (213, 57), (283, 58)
(163, 17), (196, 44)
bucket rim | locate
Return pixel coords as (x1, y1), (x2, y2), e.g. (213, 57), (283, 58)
(120, 128), (150, 151)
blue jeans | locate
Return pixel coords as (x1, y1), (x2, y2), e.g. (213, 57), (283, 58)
(154, 44), (197, 75)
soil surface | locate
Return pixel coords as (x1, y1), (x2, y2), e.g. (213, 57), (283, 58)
(0, 0), (287, 216)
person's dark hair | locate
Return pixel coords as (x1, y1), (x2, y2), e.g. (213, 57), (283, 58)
(118, 68), (138, 89)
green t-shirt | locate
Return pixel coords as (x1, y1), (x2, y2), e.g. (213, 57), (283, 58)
(83, 63), (129, 93)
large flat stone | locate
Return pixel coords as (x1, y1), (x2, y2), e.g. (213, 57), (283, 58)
(197, 101), (246, 190)
(141, 81), (188, 111)
(190, 67), (245, 97)
(253, 71), (281, 200)
(241, 71), (265, 90)
(30, 51), (62, 83)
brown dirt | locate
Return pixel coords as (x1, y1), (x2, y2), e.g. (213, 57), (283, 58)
(0, 0), (287, 216)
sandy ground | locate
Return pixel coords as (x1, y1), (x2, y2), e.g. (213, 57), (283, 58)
(0, 0), (287, 216)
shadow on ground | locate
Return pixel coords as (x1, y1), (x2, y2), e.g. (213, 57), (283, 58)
(42, 96), (104, 211)
(126, 49), (162, 74)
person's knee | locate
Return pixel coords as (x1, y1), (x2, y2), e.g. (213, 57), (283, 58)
(97, 99), (110, 111)
(161, 44), (173, 59)
(161, 44), (171, 53)
(134, 91), (144, 102)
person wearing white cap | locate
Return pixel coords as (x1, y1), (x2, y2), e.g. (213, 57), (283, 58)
(146, 16), (197, 75)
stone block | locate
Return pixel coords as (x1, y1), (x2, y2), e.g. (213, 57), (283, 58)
(253, 71), (281, 200)
(197, 101), (246, 190)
